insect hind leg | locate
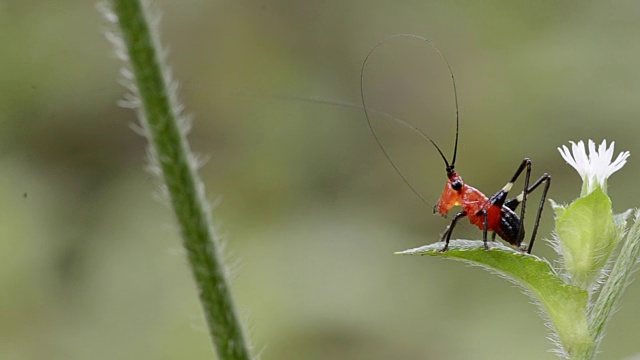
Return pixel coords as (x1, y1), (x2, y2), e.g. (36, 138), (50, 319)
(504, 174), (550, 211)
(503, 173), (551, 254)
(524, 174), (551, 254)
(487, 159), (531, 249)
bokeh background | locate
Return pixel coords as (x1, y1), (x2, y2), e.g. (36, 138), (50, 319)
(3, 1), (640, 359)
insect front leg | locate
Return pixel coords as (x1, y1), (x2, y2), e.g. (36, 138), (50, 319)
(439, 211), (467, 252)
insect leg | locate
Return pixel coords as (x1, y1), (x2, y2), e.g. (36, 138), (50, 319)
(439, 211), (468, 252)
(504, 174), (549, 211)
(486, 159), (532, 250)
(526, 174), (551, 254)
(488, 158), (532, 209)
(501, 173), (551, 253)
(478, 209), (489, 250)
(511, 160), (532, 246)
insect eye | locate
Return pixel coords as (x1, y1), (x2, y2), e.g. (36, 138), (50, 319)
(451, 180), (463, 191)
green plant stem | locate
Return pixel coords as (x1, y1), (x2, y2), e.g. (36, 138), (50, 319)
(587, 209), (640, 359)
(109, 1), (252, 359)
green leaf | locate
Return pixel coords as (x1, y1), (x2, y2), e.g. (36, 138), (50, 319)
(397, 240), (593, 358)
(555, 187), (615, 288)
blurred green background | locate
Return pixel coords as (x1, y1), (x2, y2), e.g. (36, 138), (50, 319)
(3, 1), (640, 359)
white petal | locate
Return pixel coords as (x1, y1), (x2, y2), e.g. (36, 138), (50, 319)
(588, 140), (597, 164)
(600, 141), (615, 174)
(607, 150), (630, 177)
(572, 141), (589, 177)
(559, 139), (630, 194)
(559, 143), (584, 179)
(558, 145), (576, 167)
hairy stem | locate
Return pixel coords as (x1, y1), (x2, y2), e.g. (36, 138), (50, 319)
(587, 209), (640, 359)
(106, 1), (252, 359)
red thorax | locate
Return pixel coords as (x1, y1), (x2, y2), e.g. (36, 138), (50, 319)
(435, 172), (501, 231)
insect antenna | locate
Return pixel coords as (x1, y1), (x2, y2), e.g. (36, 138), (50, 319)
(360, 34), (461, 202)
(272, 94), (439, 144)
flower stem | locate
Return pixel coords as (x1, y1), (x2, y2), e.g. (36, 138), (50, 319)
(106, 1), (252, 359)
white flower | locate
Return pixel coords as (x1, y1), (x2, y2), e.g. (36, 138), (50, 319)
(558, 140), (630, 195)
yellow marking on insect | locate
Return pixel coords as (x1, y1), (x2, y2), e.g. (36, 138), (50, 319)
(502, 182), (514, 192)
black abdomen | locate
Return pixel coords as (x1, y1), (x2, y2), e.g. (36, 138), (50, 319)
(496, 206), (524, 247)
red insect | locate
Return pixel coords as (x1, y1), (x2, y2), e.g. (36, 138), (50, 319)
(360, 34), (551, 253)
